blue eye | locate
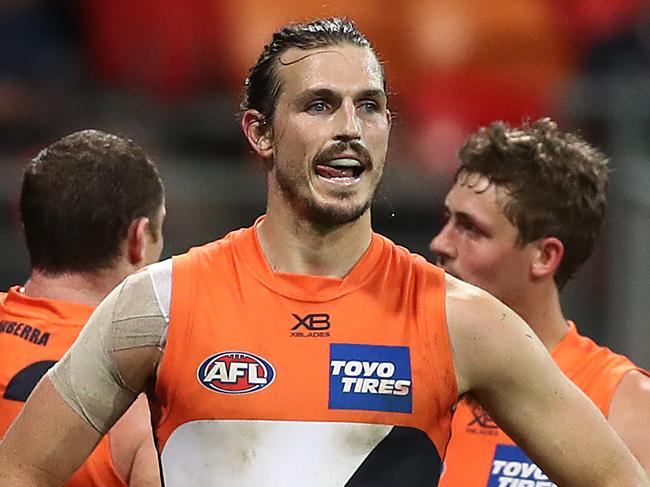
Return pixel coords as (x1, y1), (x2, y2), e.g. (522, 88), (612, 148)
(360, 101), (378, 112)
(307, 101), (328, 113)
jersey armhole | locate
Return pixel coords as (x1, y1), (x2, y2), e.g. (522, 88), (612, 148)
(153, 253), (196, 432)
(420, 265), (458, 458)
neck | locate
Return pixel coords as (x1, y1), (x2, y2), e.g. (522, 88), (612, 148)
(257, 206), (373, 278)
(508, 281), (569, 352)
(23, 266), (131, 307)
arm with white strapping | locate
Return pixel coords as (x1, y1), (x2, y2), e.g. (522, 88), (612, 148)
(0, 269), (167, 486)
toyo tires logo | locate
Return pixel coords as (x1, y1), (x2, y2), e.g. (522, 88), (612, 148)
(197, 351), (276, 394)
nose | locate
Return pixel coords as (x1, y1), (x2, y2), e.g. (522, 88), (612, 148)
(429, 222), (456, 262)
(334, 99), (361, 141)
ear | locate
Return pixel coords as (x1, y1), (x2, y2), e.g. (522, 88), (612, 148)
(241, 109), (273, 159)
(531, 237), (564, 280)
(126, 217), (150, 267)
(386, 109), (392, 129)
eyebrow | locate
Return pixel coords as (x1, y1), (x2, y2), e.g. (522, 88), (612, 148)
(445, 205), (490, 233)
(357, 88), (387, 101)
(296, 88), (387, 102)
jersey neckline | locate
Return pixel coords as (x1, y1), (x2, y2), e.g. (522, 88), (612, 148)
(1, 286), (93, 325)
(231, 216), (387, 302)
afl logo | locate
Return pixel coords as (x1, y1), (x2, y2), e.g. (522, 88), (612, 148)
(197, 351), (276, 394)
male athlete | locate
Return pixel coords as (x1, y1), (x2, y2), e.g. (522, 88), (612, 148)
(431, 118), (650, 485)
(0, 130), (164, 486)
(0, 19), (648, 487)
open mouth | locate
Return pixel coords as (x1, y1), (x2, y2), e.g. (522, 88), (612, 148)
(314, 158), (365, 180)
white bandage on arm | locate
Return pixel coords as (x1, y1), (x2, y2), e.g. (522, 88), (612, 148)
(48, 266), (169, 434)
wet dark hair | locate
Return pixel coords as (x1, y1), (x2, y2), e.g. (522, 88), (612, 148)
(458, 118), (609, 289)
(20, 129), (164, 274)
(241, 17), (385, 127)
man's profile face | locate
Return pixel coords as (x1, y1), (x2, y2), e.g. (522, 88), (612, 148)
(429, 172), (537, 310)
(265, 44), (391, 224)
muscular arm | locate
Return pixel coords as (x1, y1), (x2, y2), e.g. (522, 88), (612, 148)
(445, 274), (649, 486)
(110, 394), (161, 486)
(0, 272), (164, 486)
(608, 370), (650, 474)
(0, 377), (102, 486)
(128, 432), (162, 487)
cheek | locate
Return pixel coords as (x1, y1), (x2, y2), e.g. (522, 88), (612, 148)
(276, 125), (318, 161)
(458, 243), (508, 279)
(367, 126), (390, 151)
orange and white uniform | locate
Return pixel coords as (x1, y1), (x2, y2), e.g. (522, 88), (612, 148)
(152, 222), (457, 486)
(440, 321), (649, 487)
(0, 287), (127, 487)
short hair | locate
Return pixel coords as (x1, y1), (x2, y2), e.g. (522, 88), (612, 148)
(20, 129), (164, 274)
(241, 17), (385, 126)
(457, 118), (609, 289)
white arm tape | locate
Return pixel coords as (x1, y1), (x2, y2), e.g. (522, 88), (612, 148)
(48, 269), (168, 434)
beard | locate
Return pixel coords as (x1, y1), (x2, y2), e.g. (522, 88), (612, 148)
(275, 165), (378, 225)
(271, 139), (385, 225)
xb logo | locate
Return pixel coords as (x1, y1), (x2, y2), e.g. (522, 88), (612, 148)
(291, 313), (331, 330)
(290, 313), (331, 338)
(466, 404), (498, 435)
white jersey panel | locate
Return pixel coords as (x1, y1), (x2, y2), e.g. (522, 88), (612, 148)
(160, 420), (392, 486)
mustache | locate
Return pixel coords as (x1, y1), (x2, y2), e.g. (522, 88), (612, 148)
(314, 141), (373, 169)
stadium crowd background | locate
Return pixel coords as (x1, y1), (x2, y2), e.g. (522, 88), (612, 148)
(1, 0), (649, 367)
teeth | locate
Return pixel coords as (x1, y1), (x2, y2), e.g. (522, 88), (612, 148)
(329, 158), (360, 167)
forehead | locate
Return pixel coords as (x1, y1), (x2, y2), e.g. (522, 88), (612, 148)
(275, 44), (384, 98)
(446, 175), (511, 221)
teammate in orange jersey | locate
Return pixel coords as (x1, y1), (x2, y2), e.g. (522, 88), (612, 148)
(431, 118), (650, 486)
(0, 130), (164, 486)
(0, 19), (648, 487)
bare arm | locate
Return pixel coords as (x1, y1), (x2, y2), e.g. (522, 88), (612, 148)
(608, 370), (650, 474)
(110, 394), (161, 486)
(446, 274), (649, 486)
(0, 273), (164, 486)
(0, 377), (102, 486)
(128, 433), (162, 487)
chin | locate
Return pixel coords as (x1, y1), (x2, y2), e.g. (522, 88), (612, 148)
(305, 198), (370, 225)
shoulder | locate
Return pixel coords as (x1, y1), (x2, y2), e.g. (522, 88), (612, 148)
(611, 369), (650, 411)
(444, 273), (511, 362)
(558, 327), (643, 399)
(444, 274), (546, 396)
(377, 233), (444, 278)
(444, 273), (511, 333)
(607, 369), (650, 469)
(112, 266), (164, 321)
(174, 228), (251, 274)
(188, 228), (250, 256)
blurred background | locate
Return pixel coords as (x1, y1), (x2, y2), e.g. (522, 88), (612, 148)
(1, 0), (649, 366)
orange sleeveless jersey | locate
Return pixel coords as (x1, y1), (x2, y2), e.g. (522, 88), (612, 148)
(440, 321), (648, 487)
(154, 223), (457, 486)
(0, 287), (127, 487)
